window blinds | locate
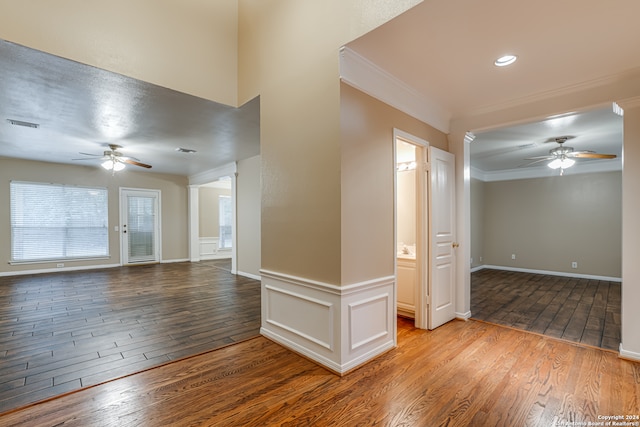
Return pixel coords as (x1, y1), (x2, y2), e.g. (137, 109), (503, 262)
(10, 181), (109, 262)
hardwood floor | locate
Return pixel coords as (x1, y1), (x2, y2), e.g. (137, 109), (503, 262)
(471, 269), (621, 351)
(2, 317), (638, 426)
(0, 260), (260, 414)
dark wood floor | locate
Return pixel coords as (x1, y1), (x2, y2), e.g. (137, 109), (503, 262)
(2, 317), (638, 426)
(0, 260), (261, 414)
(471, 268), (621, 351)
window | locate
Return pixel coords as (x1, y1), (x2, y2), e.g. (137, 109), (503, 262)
(219, 195), (232, 249)
(10, 181), (109, 262)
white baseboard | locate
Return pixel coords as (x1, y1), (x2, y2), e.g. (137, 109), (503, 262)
(237, 271), (261, 281)
(161, 258), (190, 264)
(473, 265), (622, 282)
(260, 269), (396, 374)
(0, 263), (121, 277)
(619, 344), (640, 362)
(456, 310), (472, 320)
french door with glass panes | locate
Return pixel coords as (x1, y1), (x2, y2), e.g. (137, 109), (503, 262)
(120, 188), (161, 264)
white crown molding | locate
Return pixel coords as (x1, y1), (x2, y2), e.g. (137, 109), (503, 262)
(189, 162), (237, 186)
(339, 46), (451, 134)
(459, 67), (640, 119)
(471, 158), (622, 182)
(616, 95), (640, 111)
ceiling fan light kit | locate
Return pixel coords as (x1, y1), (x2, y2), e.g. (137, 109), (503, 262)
(74, 143), (152, 173)
(547, 157), (575, 170)
(101, 159), (125, 171)
(522, 136), (616, 175)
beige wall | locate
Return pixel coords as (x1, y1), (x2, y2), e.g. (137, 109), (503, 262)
(470, 178), (485, 269)
(239, 0), (421, 285)
(0, 158), (189, 274)
(237, 155), (261, 277)
(340, 83), (448, 284)
(0, 0), (239, 106)
(476, 171), (621, 277)
(198, 187), (231, 237)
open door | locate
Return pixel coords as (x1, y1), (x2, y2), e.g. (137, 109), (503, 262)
(428, 146), (456, 329)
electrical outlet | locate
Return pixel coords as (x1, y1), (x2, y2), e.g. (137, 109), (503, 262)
(479, 256), (483, 262)
(571, 261), (578, 269)
(56, 263), (64, 268)
(470, 257), (473, 265)
(511, 254), (516, 260)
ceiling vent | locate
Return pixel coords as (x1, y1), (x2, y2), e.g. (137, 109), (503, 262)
(7, 119), (39, 128)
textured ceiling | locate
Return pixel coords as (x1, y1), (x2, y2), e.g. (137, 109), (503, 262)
(0, 39), (259, 177)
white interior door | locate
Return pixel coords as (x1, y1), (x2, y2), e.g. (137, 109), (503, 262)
(429, 146), (456, 329)
(120, 188), (161, 265)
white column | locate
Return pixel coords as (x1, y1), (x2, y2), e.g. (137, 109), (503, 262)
(188, 185), (200, 262)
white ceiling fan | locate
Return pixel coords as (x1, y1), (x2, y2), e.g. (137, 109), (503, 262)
(523, 136), (616, 175)
(74, 144), (152, 172)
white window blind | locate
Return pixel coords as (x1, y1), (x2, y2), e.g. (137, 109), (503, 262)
(10, 181), (109, 262)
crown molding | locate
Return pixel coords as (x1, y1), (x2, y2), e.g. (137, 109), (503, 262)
(616, 95), (640, 111)
(339, 46), (451, 134)
(189, 162), (236, 186)
(471, 158), (622, 182)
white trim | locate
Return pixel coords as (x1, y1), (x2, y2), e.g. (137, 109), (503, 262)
(471, 158), (622, 182)
(265, 284), (335, 350)
(455, 310), (472, 320)
(260, 269), (395, 296)
(460, 67), (640, 118)
(475, 265), (621, 282)
(237, 271), (261, 281)
(119, 187), (162, 266)
(161, 258), (190, 264)
(260, 271), (396, 374)
(340, 46), (451, 134)
(188, 162), (237, 186)
(0, 263), (121, 277)
(619, 344), (640, 362)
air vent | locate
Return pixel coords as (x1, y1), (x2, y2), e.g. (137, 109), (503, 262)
(176, 147), (197, 154)
(7, 119), (39, 128)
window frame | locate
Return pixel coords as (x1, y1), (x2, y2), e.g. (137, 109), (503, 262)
(10, 180), (110, 264)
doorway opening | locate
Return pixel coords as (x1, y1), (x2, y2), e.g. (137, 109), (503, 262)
(394, 130), (428, 330)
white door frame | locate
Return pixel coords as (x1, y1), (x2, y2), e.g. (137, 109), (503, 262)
(394, 129), (430, 329)
(119, 187), (162, 265)
(187, 162), (238, 274)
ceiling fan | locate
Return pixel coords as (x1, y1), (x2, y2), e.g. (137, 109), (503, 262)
(74, 144), (152, 172)
(523, 136), (616, 174)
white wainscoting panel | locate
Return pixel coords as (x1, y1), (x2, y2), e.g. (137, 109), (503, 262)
(199, 237), (219, 260)
(260, 270), (396, 374)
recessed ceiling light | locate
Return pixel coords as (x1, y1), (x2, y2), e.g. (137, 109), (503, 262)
(176, 147), (197, 154)
(494, 55), (517, 67)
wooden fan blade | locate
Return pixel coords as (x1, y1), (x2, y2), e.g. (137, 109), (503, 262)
(572, 153), (617, 159)
(122, 158), (152, 168)
(78, 152), (104, 157)
(72, 157), (101, 161)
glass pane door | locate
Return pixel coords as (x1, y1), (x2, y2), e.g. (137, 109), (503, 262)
(121, 189), (160, 264)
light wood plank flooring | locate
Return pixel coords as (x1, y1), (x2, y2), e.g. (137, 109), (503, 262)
(2, 317), (638, 426)
(471, 269), (621, 351)
(0, 260), (261, 414)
